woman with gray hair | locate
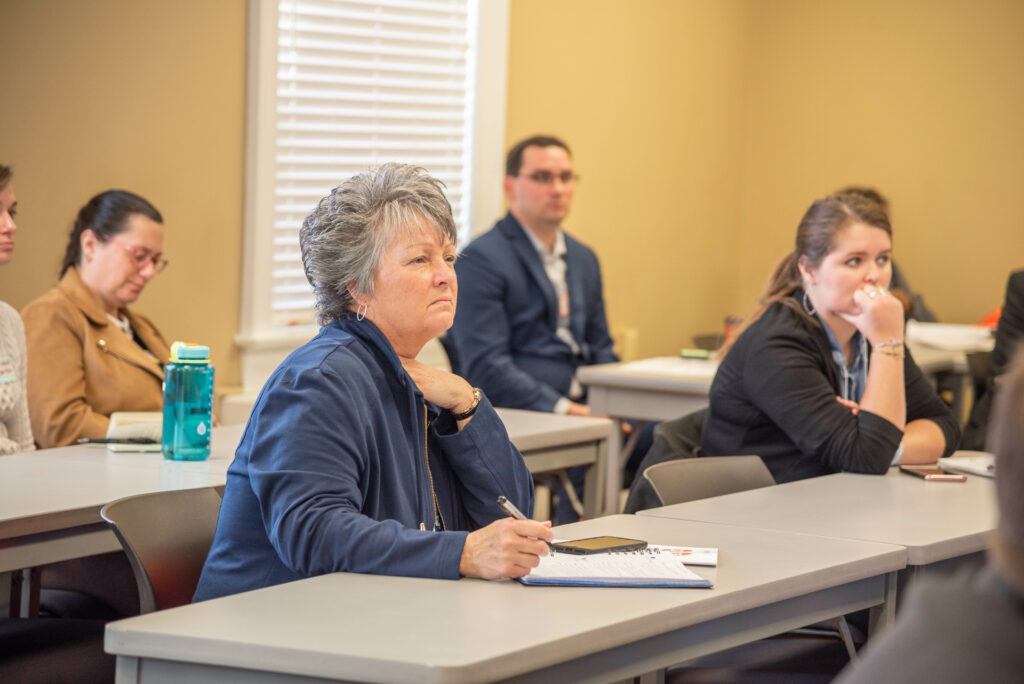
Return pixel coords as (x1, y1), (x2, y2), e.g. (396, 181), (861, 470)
(195, 164), (545, 601)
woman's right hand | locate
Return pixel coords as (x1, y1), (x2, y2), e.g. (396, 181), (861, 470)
(840, 285), (905, 346)
(459, 517), (553, 579)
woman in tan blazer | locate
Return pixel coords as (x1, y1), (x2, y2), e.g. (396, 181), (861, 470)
(22, 189), (170, 448)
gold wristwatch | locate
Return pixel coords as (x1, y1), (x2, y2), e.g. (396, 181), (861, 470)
(451, 387), (483, 420)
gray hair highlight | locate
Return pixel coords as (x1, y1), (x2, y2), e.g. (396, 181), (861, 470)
(299, 163), (458, 326)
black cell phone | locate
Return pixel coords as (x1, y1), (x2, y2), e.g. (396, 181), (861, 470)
(550, 536), (648, 555)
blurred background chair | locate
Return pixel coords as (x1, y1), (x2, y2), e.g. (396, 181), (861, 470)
(644, 456), (775, 505)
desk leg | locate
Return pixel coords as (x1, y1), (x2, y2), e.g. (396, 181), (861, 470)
(952, 369), (971, 426)
(583, 441), (606, 520)
(636, 669), (667, 684)
(868, 570), (897, 635)
(9, 567), (41, 618)
(604, 422), (623, 516)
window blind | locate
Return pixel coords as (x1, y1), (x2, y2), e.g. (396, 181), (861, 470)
(271, 0), (477, 329)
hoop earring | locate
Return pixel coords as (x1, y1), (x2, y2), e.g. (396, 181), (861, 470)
(802, 291), (816, 315)
(356, 304), (367, 322)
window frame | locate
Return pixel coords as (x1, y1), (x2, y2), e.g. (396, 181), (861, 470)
(235, 0), (508, 392)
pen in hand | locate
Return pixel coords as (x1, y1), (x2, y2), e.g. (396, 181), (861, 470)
(497, 496), (555, 551)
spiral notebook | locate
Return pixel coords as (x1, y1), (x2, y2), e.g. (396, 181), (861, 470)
(518, 544), (715, 588)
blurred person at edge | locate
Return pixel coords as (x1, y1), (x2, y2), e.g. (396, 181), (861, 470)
(0, 164), (35, 454)
(837, 345), (1024, 683)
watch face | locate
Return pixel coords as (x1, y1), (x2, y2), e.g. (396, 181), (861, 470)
(454, 388), (481, 419)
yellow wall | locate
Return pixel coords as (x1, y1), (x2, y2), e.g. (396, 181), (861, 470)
(0, 0), (246, 389)
(508, 0), (1024, 355)
(735, 0), (1024, 323)
(507, 0), (749, 359)
(3, 0), (1021, 382)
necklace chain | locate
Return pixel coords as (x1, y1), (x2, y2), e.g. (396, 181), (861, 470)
(423, 404), (445, 531)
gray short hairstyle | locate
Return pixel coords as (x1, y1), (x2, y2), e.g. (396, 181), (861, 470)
(300, 163), (458, 326)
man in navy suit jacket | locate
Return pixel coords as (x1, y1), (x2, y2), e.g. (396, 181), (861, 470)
(450, 135), (618, 415)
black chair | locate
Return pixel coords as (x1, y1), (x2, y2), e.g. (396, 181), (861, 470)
(99, 487), (222, 613)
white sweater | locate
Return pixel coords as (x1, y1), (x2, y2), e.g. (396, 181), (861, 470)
(0, 301), (35, 454)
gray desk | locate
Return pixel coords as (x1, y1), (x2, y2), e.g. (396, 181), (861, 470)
(495, 408), (613, 519)
(578, 357), (715, 515)
(106, 514), (905, 684)
(907, 345), (972, 423)
(0, 425), (244, 577)
(2, 413), (611, 614)
(639, 466), (996, 570)
(578, 347), (973, 515)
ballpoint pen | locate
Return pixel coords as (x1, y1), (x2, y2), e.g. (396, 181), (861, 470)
(77, 437), (158, 445)
(497, 496), (555, 551)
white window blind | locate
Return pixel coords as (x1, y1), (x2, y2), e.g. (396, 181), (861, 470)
(271, 0), (478, 329)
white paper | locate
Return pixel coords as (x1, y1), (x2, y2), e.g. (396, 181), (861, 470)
(645, 544), (718, 567)
(906, 321), (994, 352)
(939, 453), (994, 478)
(529, 551), (708, 583)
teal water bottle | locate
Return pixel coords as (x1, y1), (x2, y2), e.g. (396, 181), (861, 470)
(162, 342), (215, 461)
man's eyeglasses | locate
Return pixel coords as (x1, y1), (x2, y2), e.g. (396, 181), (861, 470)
(113, 237), (169, 273)
(522, 170), (579, 186)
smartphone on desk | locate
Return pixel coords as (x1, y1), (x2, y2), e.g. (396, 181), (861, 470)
(550, 536), (648, 555)
(899, 465), (966, 482)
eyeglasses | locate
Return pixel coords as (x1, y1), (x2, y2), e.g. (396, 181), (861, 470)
(112, 237), (169, 273)
(521, 170), (579, 186)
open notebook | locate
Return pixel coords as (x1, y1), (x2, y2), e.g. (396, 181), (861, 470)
(519, 544), (715, 588)
(106, 412), (162, 452)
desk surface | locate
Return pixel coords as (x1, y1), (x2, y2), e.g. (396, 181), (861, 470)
(577, 356), (717, 394)
(497, 407), (613, 451)
(106, 514), (904, 684)
(639, 466), (996, 566)
(578, 344), (965, 394)
(0, 426), (244, 541)
(0, 411), (610, 543)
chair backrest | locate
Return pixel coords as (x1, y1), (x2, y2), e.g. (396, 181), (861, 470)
(100, 487), (223, 613)
(643, 456), (775, 506)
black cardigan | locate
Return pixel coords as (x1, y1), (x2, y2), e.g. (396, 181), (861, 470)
(702, 294), (961, 483)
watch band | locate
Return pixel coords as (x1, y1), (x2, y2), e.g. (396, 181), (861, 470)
(451, 387), (482, 421)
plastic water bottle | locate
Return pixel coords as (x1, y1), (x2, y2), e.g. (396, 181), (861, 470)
(162, 342), (214, 461)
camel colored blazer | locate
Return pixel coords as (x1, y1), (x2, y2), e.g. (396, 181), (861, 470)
(22, 267), (170, 448)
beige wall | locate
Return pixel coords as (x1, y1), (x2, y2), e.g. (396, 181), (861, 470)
(0, 0), (246, 389)
(508, 0), (1024, 357)
(735, 0), (1024, 323)
(3, 0), (1020, 385)
(506, 0), (749, 359)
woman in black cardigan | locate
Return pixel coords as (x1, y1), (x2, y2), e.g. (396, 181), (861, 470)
(703, 194), (960, 483)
